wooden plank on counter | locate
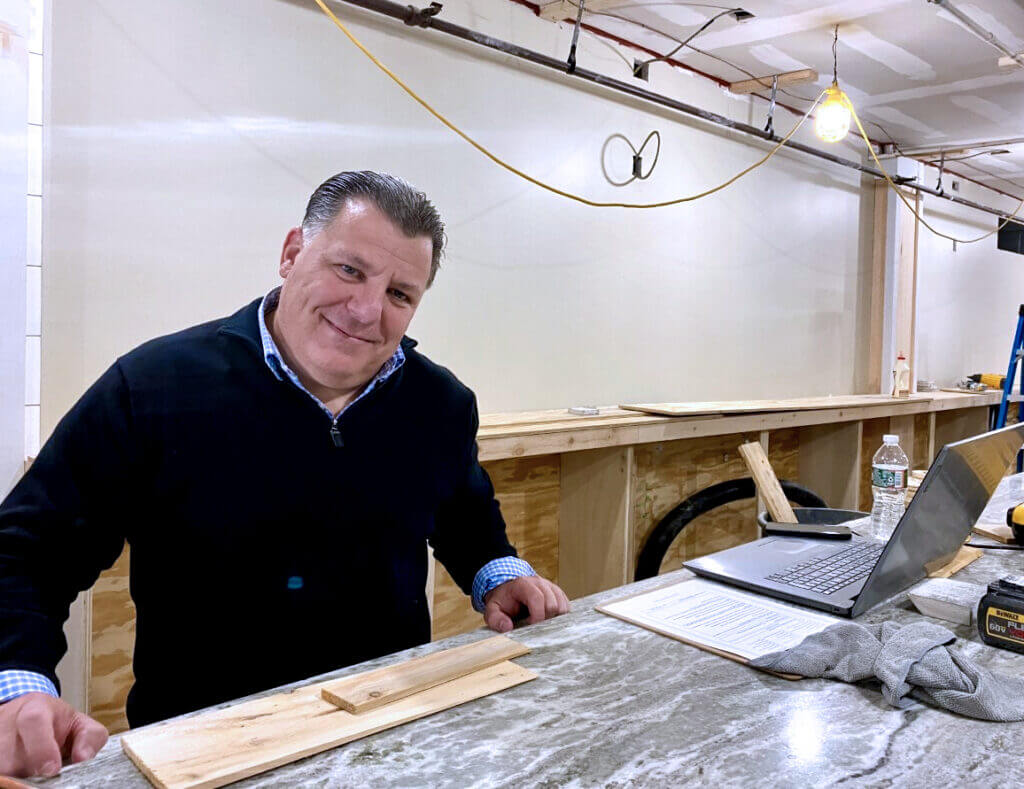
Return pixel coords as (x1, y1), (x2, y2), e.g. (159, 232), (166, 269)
(122, 661), (536, 789)
(620, 394), (933, 418)
(479, 393), (1000, 463)
(320, 636), (529, 714)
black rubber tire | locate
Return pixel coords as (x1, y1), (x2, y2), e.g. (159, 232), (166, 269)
(634, 477), (828, 581)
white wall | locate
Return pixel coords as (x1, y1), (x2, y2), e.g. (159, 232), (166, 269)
(0, 0), (28, 497)
(44, 0), (878, 426)
(916, 177), (1024, 388)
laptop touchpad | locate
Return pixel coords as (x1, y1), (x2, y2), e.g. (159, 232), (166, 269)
(762, 538), (826, 554)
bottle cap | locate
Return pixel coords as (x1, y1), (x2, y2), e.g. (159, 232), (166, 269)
(883, 434), (899, 444)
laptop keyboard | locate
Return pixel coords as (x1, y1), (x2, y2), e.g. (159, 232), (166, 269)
(766, 542), (885, 595)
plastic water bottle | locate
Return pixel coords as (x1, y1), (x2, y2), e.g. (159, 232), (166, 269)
(870, 434), (909, 540)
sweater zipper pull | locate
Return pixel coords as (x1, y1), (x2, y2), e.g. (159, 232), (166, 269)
(329, 423), (344, 447)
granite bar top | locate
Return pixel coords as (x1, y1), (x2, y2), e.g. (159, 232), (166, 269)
(32, 544), (1024, 789)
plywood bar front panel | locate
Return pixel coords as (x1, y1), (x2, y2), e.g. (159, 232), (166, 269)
(431, 455), (560, 641)
(631, 430), (798, 578)
(797, 421), (863, 511)
(934, 406), (991, 452)
(559, 446), (633, 599)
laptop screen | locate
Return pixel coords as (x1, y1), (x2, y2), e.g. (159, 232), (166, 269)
(851, 422), (1024, 617)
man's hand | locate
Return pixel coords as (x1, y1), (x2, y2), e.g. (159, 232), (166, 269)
(0, 693), (107, 778)
(483, 576), (570, 633)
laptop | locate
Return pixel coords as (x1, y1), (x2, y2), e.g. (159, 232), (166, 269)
(684, 422), (1024, 617)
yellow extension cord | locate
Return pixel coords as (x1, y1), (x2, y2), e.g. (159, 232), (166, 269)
(313, 0), (1023, 242)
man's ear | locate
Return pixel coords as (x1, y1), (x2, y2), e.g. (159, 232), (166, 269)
(279, 227), (305, 278)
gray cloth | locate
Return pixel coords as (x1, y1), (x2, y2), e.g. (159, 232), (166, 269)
(750, 620), (1024, 721)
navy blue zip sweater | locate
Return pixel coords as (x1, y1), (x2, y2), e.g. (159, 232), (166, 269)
(0, 298), (515, 726)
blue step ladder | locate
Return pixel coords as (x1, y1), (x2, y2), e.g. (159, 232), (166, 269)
(996, 305), (1024, 471)
(996, 304), (1024, 429)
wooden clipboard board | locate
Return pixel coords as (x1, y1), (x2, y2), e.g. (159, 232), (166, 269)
(596, 580), (803, 681)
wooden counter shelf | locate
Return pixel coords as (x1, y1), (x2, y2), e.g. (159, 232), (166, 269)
(85, 391), (1002, 734)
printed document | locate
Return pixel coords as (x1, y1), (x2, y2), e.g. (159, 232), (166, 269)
(599, 578), (838, 660)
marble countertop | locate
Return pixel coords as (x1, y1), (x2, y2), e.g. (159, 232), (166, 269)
(33, 542), (1024, 789)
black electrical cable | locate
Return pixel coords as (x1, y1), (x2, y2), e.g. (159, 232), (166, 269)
(831, 24), (839, 83)
(638, 7), (741, 67)
(582, 8), (818, 105)
(601, 130), (661, 186)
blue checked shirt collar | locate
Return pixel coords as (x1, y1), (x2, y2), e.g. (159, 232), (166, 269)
(257, 287), (405, 419)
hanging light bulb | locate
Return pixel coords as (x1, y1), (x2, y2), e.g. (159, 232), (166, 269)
(816, 25), (852, 143)
(815, 82), (852, 143)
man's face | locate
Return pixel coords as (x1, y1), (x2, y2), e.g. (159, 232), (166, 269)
(274, 199), (433, 396)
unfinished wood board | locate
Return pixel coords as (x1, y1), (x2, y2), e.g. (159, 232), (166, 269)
(728, 68), (817, 94)
(797, 422), (862, 510)
(122, 661), (536, 789)
(973, 522), (1016, 544)
(431, 455), (559, 640)
(913, 413), (931, 469)
(927, 546), (983, 579)
(934, 407), (991, 452)
(894, 189), (920, 392)
(738, 442), (796, 523)
(620, 395), (932, 418)
(479, 406), (644, 429)
(560, 446), (633, 599)
(320, 636), (529, 713)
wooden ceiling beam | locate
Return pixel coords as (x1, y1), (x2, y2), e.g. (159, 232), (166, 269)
(538, 0), (621, 21)
(728, 68), (818, 95)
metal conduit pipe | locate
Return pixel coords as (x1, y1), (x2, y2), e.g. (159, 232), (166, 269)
(928, 0), (1024, 66)
(326, 0), (1020, 222)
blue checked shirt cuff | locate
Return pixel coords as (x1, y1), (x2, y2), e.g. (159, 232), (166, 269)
(0, 670), (58, 704)
(471, 556), (537, 613)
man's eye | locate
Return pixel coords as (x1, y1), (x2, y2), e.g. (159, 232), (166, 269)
(389, 289), (410, 303)
(338, 264), (359, 276)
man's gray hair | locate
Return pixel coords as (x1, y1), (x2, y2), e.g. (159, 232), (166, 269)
(301, 171), (446, 287)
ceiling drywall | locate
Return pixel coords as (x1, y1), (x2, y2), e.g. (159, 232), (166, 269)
(534, 0), (1024, 194)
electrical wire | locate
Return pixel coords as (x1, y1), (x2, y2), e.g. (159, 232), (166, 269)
(637, 7), (740, 67)
(313, 0), (1022, 231)
(866, 120), (910, 156)
(581, 28), (635, 68)
(601, 130), (661, 186)
(312, 0), (826, 209)
(848, 96), (1024, 242)
(577, 7), (818, 104)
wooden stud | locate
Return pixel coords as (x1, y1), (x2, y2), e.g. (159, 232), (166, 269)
(869, 181), (888, 394)
(738, 442), (796, 523)
(728, 68), (817, 94)
(320, 636), (529, 714)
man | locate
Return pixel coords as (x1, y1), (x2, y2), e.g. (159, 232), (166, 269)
(0, 171), (569, 778)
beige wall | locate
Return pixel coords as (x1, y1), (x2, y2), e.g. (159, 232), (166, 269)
(42, 0), (876, 433)
(915, 178), (1024, 388)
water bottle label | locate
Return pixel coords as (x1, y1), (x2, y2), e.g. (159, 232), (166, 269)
(872, 466), (906, 490)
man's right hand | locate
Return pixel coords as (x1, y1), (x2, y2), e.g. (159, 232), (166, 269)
(0, 693), (107, 777)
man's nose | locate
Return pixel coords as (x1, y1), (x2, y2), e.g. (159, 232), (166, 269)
(347, 283), (386, 326)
